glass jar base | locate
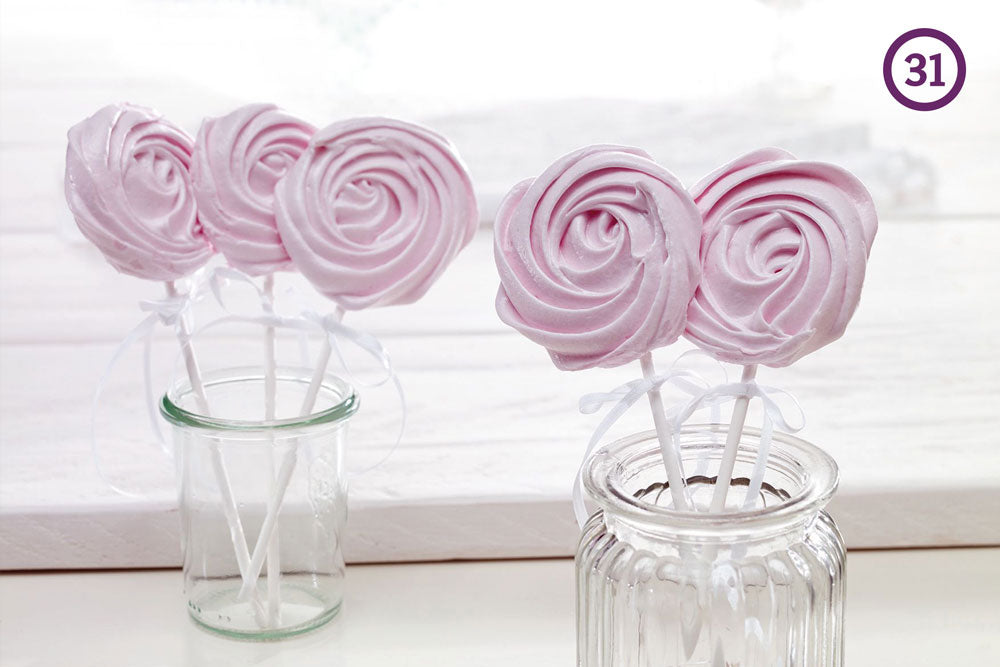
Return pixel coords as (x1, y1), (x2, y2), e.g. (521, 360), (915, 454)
(187, 576), (343, 641)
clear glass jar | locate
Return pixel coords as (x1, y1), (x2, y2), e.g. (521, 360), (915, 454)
(160, 365), (358, 640)
(577, 426), (845, 666)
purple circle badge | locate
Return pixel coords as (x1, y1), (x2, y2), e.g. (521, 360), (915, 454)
(884, 28), (966, 111)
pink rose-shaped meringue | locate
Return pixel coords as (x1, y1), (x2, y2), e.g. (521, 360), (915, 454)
(274, 117), (478, 309)
(494, 145), (702, 371)
(65, 103), (212, 281)
(192, 104), (315, 276)
(685, 148), (878, 367)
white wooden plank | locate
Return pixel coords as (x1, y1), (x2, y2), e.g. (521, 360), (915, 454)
(3, 302), (998, 501)
(1, 311), (999, 568)
(3, 217), (1000, 567)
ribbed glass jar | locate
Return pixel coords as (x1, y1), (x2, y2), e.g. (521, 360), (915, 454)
(161, 365), (358, 640)
(577, 426), (845, 666)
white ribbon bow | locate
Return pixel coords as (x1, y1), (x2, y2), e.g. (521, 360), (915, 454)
(202, 267), (406, 474)
(669, 380), (805, 511)
(572, 352), (726, 526)
(206, 268), (392, 380)
(91, 267), (406, 496)
(138, 291), (203, 327)
(573, 354), (805, 526)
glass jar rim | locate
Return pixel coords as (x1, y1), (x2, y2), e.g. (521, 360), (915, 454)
(583, 424), (839, 533)
(159, 365), (359, 431)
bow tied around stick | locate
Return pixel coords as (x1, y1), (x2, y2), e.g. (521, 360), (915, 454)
(91, 265), (407, 496)
(572, 352), (805, 527)
(202, 266), (396, 385)
(184, 266), (408, 472)
(201, 268), (406, 450)
(138, 287), (204, 328)
(572, 351), (724, 526)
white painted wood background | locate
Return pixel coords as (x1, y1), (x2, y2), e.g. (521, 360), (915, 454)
(2, 221), (999, 568)
(1, 0), (999, 569)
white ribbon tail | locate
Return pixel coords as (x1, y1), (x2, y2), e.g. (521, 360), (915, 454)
(668, 381), (805, 511)
(90, 312), (162, 497)
(572, 367), (717, 527)
(573, 379), (646, 527)
(571, 362), (805, 527)
(741, 385), (805, 509)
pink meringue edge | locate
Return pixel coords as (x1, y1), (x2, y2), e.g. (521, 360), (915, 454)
(684, 147), (878, 367)
(65, 102), (214, 282)
(275, 115), (479, 311)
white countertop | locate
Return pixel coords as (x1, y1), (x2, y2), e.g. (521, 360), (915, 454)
(2, 548), (997, 666)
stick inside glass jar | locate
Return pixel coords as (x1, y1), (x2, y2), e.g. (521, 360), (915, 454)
(166, 280), (268, 625)
(237, 306), (342, 603)
(709, 364), (758, 512)
(261, 274), (282, 627)
(639, 353), (693, 511)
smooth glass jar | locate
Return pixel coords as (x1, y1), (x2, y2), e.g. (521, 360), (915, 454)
(160, 366), (358, 640)
(577, 426), (845, 666)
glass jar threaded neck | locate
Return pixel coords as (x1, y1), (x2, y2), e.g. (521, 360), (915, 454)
(583, 425), (839, 548)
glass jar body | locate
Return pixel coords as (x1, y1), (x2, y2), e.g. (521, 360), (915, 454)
(162, 366), (357, 640)
(577, 427), (846, 667)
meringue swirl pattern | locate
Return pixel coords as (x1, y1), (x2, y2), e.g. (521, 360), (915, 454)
(192, 104), (315, 276)
(65, 103), (212, 281)
(685, 148), (878, 367)
(494, 145), (702, 371)
(274, 117), (478, 309)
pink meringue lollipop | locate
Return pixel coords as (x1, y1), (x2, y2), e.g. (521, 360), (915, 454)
(238, 118), (478, 601)
(192, 103), (315, 277)
(272, 115), (478, 474)
(65, 104), (213, 401)
(495, 145), (701, 371)
(685, 147), (877, 511)
(66, 103), (212, 280)
(494, 145), (702, 509)
(686, 147), (877, 367)
(65, 104), (264, 619)
(192, 104), (318, 623)
(274, 117), (478, 310)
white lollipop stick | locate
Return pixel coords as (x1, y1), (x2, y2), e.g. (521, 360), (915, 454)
(709, 364), (758, 512)
(300, 336), (333, 417)
(262, 275), (282, 627)
(263, 275), (278, 411)
(165, 281), (266, 624)
(238, 307), (341, 602)
(239, 439), (300, 602)
(639, 353), (691, 511)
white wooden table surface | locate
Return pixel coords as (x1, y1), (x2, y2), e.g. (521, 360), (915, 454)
(1, 548), (998, 666)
